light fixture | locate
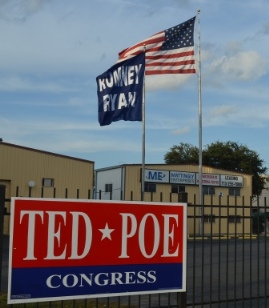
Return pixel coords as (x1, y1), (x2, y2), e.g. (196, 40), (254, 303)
(28, 180), (35, 188)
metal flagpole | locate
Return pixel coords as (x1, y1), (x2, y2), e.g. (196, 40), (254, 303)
(197, 9), (203, 235)
(141, 45), (146, 201)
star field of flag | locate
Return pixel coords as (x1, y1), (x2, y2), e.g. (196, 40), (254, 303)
(162, 17), (195, 50)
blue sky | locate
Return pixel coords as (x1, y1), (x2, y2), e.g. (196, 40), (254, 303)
(1, 0), (269, 169)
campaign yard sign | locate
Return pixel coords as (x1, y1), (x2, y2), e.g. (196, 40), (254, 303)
(8, 198), (187, 304)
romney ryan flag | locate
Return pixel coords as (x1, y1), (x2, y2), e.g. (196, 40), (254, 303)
(96, 53), (145, 126)
(118, 17), (196, 75)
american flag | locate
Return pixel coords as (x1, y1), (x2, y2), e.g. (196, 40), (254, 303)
(118, 17), (196, 75)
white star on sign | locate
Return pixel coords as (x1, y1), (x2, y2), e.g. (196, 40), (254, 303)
(99, 223), (114, 240)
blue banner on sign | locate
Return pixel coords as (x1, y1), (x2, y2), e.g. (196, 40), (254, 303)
(96, 53), (145, 126)
(10, 263), (183, 300)
(9, 198), (187, 304)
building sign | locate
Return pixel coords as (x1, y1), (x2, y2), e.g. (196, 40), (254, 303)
(220, 175), (243, 187)
(8, 198), (187, 304)
(144, 168), (244, 188)
(170, 171), (195, 184)
(144, 169), (169, 183)
(196, 173), (220, 186)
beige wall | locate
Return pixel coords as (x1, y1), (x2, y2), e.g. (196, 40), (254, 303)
(124, 164), (252, 201)
(123, 164), (252, 236)
(0, 142), (94, 234)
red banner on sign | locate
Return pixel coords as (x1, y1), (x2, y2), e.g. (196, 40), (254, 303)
(8, 199), (187, 304)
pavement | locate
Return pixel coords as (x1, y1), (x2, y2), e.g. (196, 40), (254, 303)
(1, 236), (268, 307)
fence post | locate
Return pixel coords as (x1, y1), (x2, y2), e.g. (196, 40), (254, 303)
(178, 292), (187, 308)
(0, 185), (6, 292)
(177, 191), (187, 307)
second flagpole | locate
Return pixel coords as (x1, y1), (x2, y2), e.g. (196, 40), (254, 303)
(197, 9), (204, 235)
(141, 45), (146, 201)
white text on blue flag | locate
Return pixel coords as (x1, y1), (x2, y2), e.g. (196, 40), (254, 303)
(96, 53), (145, 126)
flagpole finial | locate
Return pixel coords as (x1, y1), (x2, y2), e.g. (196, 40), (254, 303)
(197, 9), (200, 13)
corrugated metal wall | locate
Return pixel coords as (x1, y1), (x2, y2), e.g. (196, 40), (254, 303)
(0, 142), (94, 200)
(0, 142), (94, 234)
(95, 167), (123, 200)
(124, 164), (252, 203)
(96, 164), (253, 236)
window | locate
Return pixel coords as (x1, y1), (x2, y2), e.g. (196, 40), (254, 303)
(171, 185), (185, 194)
(229, 187), (241, 196)
(203, 186), (215, 195)
(203, 215), (216, 223)
(42, 178), (54, 187)
(145, 183), (156, 193)
(228, 215), (241, 223)
(105, 184), (113, 193)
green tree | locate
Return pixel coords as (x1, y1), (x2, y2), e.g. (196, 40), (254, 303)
(164, 141), (267, 196)
(164, 142), (199, 165)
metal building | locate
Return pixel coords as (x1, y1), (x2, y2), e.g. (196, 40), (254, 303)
(0, 141), (94, 234)
(95, 164), (253, 236)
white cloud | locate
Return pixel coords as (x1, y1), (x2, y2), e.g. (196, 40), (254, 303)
(171, 127), (191, 135)
(0, 75), (77, 92)
(146, 74), (196, 91)
(203, 39), (268, 85)
(204, 102), (269, 128)
(0, 0), (50, 22)
(209, 105), (237, 117)
(216, 51), (267, 81)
